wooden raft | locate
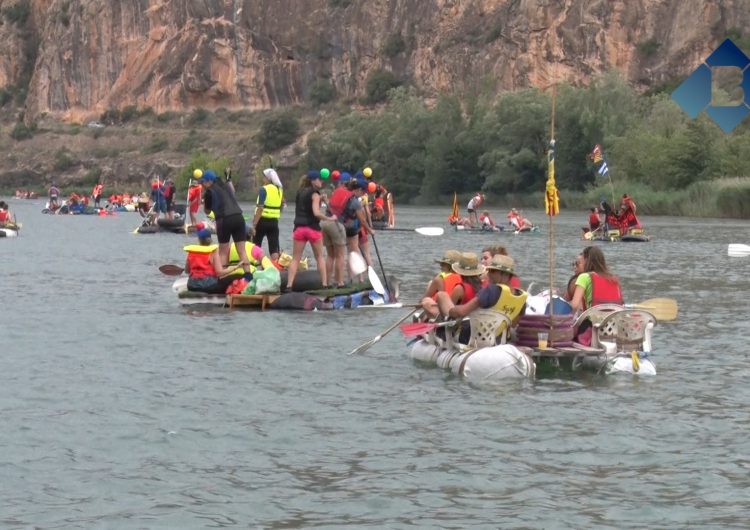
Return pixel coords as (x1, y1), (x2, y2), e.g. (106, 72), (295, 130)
(516, 343), (606, 359)
(226, 293), (280, 310)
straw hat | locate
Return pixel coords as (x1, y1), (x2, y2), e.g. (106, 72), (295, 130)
(451, 252), (486, 276)
(434, 249), (462, 265)
(486, 254), (517, 276)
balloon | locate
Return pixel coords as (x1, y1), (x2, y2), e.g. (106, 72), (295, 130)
(367, 181), (377, 193)
(363, 167), (373, 178)
(320, 168), (330, 179)
(331, 170), (341, 180)
(193, 169), (203, 179)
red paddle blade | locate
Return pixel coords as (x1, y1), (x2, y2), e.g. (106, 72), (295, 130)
(158, 264), (184, 275)
(400, 322), (438, 337)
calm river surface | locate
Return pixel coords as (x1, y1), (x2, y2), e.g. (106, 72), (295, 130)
(2, 197), (749, 529)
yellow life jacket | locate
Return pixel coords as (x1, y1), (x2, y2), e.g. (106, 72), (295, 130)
(183, 243), (218, 254)
(488, 284), (528, 335)
(228, 241), (261, 266)
(257, 184), (282, 219)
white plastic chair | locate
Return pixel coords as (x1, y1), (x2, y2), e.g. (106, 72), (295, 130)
(594, 309), (657, 353)
(447, 309), (512, 351)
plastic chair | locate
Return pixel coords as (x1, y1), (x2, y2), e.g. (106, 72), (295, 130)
(447, 309), (512, 351)
(573, 304), (624, 332)
(595, 309), (657, 353)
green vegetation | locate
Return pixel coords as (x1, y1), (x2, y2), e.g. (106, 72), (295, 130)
(258, 112), (300, 151)
(9, 122), (34, 140)
(1, 2), (30, 25)
(365, 69), (401, 104)
(303, 73), (750, 216)
(636, 38), (660, 58)
(309, 79), (336, 106)
(382, 33), (406, 58)
(142, 136), (169, 154)
(53, 148), (75, 171)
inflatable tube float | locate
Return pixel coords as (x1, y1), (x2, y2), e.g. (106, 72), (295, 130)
(0, 228), (19, 238)
(157, 217), (185, 229)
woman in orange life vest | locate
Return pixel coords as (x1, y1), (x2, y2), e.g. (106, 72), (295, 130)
(420, 252), (484, 319)
(184, 228), (249, 293)
(421, 249), (462, 299)
(569, 246), (624, 345)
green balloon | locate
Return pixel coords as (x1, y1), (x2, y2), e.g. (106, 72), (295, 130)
(320, 168), (330, 179)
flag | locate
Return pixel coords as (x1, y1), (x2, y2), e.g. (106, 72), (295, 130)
(449, 191), (459, 223)
(545, 139), (559, 216)
(598, 160), (609, 178)
(590, 144), (603, 164)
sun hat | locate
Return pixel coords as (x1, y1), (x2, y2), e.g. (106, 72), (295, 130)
(451, 252), (486, 276)
(485, 254), (517, 276)
(197, 170), (217, 183)
(434, 249), (462, 265)
(196, 228), (212, 239)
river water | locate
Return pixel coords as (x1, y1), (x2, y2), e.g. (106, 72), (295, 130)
(2, 198), (749, 529)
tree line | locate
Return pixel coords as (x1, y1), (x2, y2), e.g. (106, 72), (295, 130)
(301, 72), (750, 216)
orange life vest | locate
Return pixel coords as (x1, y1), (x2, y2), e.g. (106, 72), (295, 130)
(187, 251), (216, 279)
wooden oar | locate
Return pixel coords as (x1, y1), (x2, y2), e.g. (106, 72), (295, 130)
(348, 309), (418, 355)
(626, 298), (678, 322)
(376, 226), (444, 236)
(159, 264), (184, 275)
(728, 244), (750, 257)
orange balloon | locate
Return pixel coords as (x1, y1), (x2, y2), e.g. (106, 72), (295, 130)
(367, 181), (377, 193)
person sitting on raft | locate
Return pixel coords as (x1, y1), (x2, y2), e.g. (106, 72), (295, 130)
(568, 246), (624, 345)
(421, 249), (462, 300)
(480, 245), (522, 289)
(506, 208), (535, 231)
(582, 207), (601, 237)
(184, 228), (249, 294)
(479, 211), (500, 231)
(420, 252), (483, 320)
(434, 254), (528, 345)
(0, 201), (13, 225)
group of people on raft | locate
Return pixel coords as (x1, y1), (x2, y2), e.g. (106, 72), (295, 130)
(182, 167), (393, 295)
(583, 194), (642, 238)
(413, 243), (623, 348)
(45, 180), (160, 215)
(450, 193), (536, 232)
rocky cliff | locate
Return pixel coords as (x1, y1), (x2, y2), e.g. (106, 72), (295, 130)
(0, 0), (748, 123)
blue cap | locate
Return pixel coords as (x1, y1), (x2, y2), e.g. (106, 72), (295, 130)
(355, 171), (365, 180)
(307, 170), (321, 180)
(339, 172), (352, 182)
(196, 228), (212, 239)
(356, 177), (368, 190)
(198, 170), (217, 183)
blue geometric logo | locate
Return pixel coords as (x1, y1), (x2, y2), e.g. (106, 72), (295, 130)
(672, 39), (750, 133)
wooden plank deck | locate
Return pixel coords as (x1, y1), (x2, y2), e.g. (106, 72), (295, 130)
(226, 293), (280, 310)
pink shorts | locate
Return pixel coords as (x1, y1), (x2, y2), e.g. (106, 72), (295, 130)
(292, 225), (322, 243)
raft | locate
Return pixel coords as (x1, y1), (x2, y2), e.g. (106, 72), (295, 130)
(172, 275), (400, 310)
(406, 306), (658, 383)
(589, 228), (651, 242)
(0, 227), (19, 238)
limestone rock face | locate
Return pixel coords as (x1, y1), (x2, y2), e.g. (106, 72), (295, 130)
(0, 0), (747, 122)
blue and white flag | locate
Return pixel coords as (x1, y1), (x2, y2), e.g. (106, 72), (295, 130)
(598, 160), (609, 177)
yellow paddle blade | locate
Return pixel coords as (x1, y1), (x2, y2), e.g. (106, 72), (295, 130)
(628, 298), (678, 322)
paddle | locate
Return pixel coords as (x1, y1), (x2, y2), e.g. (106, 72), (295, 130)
(728, 244), (750, 257)
(626, 298), (678, 322)
(348, 309), (418, 355)
(349, 251), (367, 277)
(374, 226), (444, 235)
(368, 266), (385, 296)
(400, 318), (465, 337)
(415, 226), (444, 236)
(370, 233), (392, 299)
(159, 264), (184, 276)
